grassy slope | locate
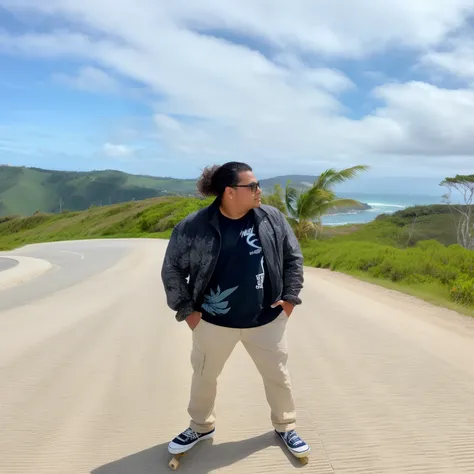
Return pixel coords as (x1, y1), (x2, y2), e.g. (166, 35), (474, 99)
(1, 168), (56, 215)
(0, 166), (199, 216)
(0, 197), (472, 316)
(0, 196), (213, 250)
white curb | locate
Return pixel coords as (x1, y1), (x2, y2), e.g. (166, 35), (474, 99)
(0, 256), (53, 291)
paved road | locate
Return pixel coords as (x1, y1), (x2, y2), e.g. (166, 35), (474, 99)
(0, 257), (18, 272)
(0, 240), (132, 311)
(1, 239), (474, 474)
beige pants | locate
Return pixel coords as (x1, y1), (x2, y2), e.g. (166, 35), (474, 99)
(188, 311), (296, 434)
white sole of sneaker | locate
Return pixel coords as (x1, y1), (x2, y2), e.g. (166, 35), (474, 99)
(289, 446), (311, 457)
(168, 430), (215, 455)
(275, 433), (311, 458)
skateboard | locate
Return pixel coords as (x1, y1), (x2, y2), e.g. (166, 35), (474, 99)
(168, 445), (309, 470)
(168, 452), (186, 470)
(293, 452), (310, 465)
(168, 440), (205, 470)
(276, 433), (310, 465)
(168, 429), (215, 470)
(283, 446), (310, 465)
(169, 449), (309, 470)
(168, 432), (309, 469)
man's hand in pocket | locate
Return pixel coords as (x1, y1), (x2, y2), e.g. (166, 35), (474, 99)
(271, 300), (295, 317)
(186, 311), (202, 330)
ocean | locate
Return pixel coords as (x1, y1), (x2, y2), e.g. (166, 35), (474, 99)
(321, 193), (444, 226)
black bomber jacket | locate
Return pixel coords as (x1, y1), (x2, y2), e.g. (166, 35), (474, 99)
(161, 198), (304, 322)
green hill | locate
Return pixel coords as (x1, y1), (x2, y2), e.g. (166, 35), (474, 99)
(258, 175), (318, 191)
(0, 165), (199, 216)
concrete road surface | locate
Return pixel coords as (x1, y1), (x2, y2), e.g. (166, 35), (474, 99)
(0, 257), (18, 272)
(1, 238), (474, 474)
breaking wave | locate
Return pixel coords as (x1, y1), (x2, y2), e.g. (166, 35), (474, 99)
(367, 203), (406, 208)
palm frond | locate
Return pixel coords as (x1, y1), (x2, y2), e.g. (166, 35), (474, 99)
(284, 165), (369, 240)
(286, 216), (299, 227)
(285, 185), (299, 219)
(298, 187), (333, 220)
(323, 165), (370, 189)
(313, 168), (337, 189)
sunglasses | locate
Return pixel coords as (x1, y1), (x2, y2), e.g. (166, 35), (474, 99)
(233, 181), (261, 193)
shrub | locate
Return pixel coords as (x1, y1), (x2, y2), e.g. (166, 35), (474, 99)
(1, 214), (52, 234)
(302, 237), (474, 309)
(450, 274), (474, 306)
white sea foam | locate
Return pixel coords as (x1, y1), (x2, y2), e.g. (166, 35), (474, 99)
(367, 203), (406, 208)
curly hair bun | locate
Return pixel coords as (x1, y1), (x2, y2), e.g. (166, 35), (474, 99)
(196, 164), (221, 197)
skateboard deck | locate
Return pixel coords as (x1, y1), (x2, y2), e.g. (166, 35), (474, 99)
(169, 448), (309, 470)
(168, 433), (310, 469)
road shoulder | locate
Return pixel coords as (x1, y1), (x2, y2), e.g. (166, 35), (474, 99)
(0, 256), (53, 291)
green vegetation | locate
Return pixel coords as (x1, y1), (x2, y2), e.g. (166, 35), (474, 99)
(260, 184), (287, 214)
(284, 165), (369, 239)
(302, 205), (474, 316)
(440, 174), (474, 250)
(0, 165), (199, 216)
(0, 196), (212, 250)
(261, 166), (371, 240)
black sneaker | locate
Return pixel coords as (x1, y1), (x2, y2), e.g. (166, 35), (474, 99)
(168, 427), (215, 454)
(275, 429), (310, 456)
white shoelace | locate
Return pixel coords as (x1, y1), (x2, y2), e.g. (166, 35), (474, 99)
(182, 428), (199, 442)
(285, 430), (303, 446)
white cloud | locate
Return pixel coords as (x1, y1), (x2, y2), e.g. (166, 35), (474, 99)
(421, 38), (474, 82)
(1, 0), (474, 176)
(364, 82), (474, 155)
(52, 66), (121, 93)
(0, 29), (103, 57)
(103, 143), (134, 158)
(174, 0), (474, 58)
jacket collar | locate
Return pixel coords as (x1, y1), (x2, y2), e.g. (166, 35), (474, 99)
(207, 197), (221, 231)
(253, 206), (268, 225)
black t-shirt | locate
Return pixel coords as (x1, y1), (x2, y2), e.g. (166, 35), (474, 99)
(200, 210), (281, 328)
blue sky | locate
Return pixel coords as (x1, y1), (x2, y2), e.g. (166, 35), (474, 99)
(1, 1), (473, 191)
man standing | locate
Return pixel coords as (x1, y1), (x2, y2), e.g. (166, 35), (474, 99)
(161, 161), (310, 458)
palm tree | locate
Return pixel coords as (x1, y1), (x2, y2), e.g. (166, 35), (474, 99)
(285, 165), (369, 239)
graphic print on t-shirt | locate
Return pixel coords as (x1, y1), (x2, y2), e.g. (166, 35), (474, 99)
(239, 226), (265, 290)
(201, 212), (276, 327)
(255, 256), (264, 290)
(240, 225), (262, 255)
(201, 285), (238, 316)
